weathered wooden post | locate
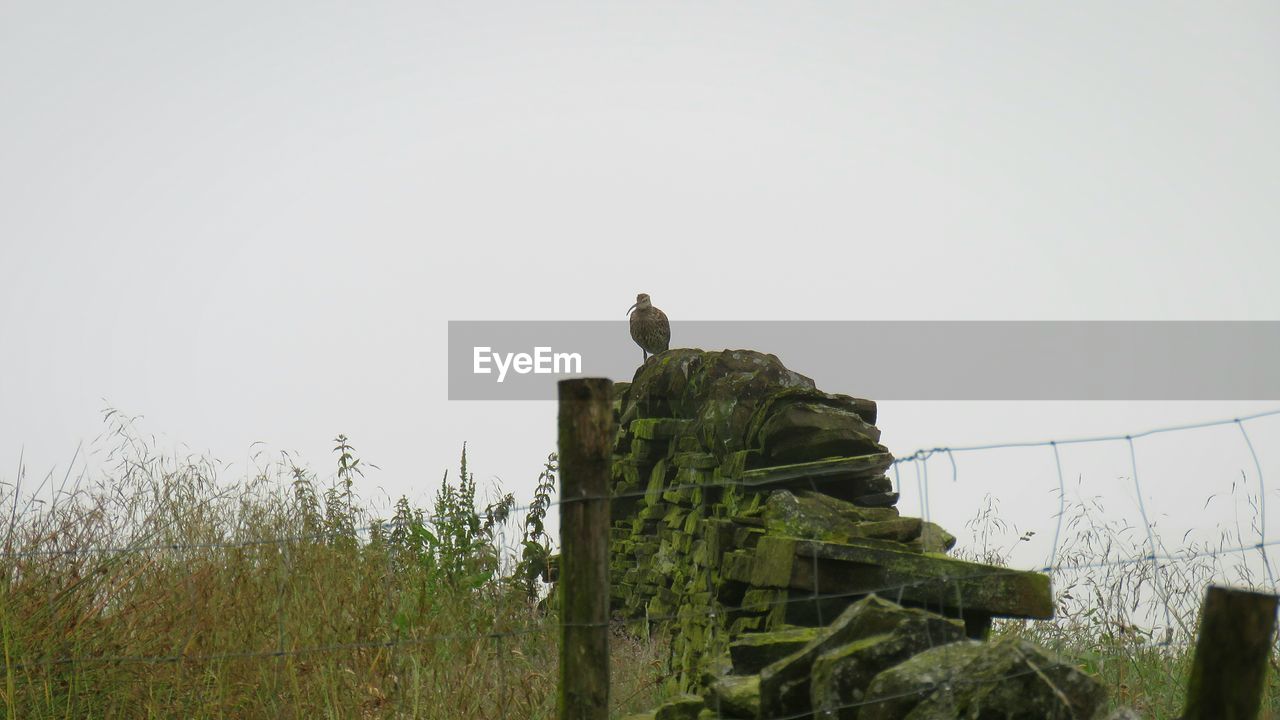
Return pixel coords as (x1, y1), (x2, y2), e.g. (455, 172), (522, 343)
(1182, 584), (1279, 720)
(558, 378), (613, 720)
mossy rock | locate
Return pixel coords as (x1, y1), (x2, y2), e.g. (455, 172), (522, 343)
(763, 490), (912, 544)
(766, 537), (1054, 620)
(802, 490), (900, 521)
(908, 522), (957, 553)
(757, 402), (886, 464)
(860, 637), (1106, 720)
(630, 417), (693, 440)
(654, 693), (707, 720)
(729, 626), (823, 674)
(605, 345), (1072, 709)
(855, 640), (986, 720)
(759, 596), (965, 720)
(623, 349), (817, 456)
(707, 674), (761, 719)
(744, 386), (879, 446)
(810, 627), (969, 720)
(675, 451), (719, 469)
(850, 517), (924, 543)
(740, 455), (895, 503)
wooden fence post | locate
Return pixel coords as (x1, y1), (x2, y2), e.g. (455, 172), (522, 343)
(558, 378), (613, 720)
(1182, 584), (1279, 720)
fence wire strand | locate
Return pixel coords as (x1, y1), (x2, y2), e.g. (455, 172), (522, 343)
(4, 408), (1280, 717)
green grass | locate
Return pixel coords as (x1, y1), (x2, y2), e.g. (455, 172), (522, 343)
(3, 414), (1278, 718)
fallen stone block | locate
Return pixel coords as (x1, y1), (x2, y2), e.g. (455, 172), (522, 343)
(707, 674), (761, 718)
(750, 536), (1054, 623)
(811, 631), (968, 720)
(729, 626), (823, 674)
(654, 693), (706, 720)
(759, 595), (964, 720)
(856, 640), (985, 720)
(860, 636), (1106, 720)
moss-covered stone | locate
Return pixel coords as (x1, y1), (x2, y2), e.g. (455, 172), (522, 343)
(644, 459), (670, 505)
(810, 624), (969, 719)
(707, 674), (760, 718)
(675, 451), (719, 469)
(631, 417), (692, 440)
(654, 693), (707, 720)
(860, 637), (1105, 720)
(759, 596), (965, 720)
(758, 402), (886, 464)
(729, 626), (823, 674)
(743, 387), (878, 446)
(856, 640), (986, 720)
(605, 347), (1069, 717)
(623, 349), (815, 455)
(797, 490), (901, 522)
(720, 551), (754, 584)
(849, 517), (923, 543)
(909, 521), (957, 553)
(749, 536), (798, 588)
(740, 454), (895, 494)
(762, 490), (918, 544)
(790, 538), (1054, 620)
(762, 490), (862, 543)
(632, 437), (675, 462)
(717, 450), (756, 480)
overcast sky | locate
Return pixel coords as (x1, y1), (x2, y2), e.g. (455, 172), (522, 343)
(3, 1), (1279, 573)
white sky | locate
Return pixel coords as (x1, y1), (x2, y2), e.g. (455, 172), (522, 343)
(2, 2), (1279, 574)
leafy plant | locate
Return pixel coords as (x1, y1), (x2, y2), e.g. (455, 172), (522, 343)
(516, 453), (558, 599)
(386, 444), (516, 600)
(0, 414), (672, 719)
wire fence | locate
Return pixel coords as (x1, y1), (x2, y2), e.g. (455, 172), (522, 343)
(3, 407), (1279, 717)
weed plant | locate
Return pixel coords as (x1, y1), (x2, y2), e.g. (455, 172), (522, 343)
(0, 412), (669, 719)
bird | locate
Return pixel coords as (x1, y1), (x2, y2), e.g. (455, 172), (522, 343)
(627, 293), (670, 363)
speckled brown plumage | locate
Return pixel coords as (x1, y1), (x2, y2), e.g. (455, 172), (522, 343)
(627, 293), (670, 362)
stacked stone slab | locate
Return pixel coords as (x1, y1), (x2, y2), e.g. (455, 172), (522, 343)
(595, 348), (1112, 718)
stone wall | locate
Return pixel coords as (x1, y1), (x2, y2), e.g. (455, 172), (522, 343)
(603, 349), (1110, 719)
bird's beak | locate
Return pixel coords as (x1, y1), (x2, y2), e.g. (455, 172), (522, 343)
(626, 303), (637, 316)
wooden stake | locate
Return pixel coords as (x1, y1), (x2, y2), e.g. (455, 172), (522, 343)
(1183, 584), (1278, 720)
(558, 378), (613, 720)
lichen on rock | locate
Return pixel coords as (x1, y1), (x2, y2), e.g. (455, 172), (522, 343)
(600, 348), (1098, 719)
(860, 637), (1107, 720)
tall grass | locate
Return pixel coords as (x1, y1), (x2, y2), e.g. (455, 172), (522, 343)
(6, 412), (1279, 718)
(960, 489), (1280, 718)
(0, 412), (670, 719)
